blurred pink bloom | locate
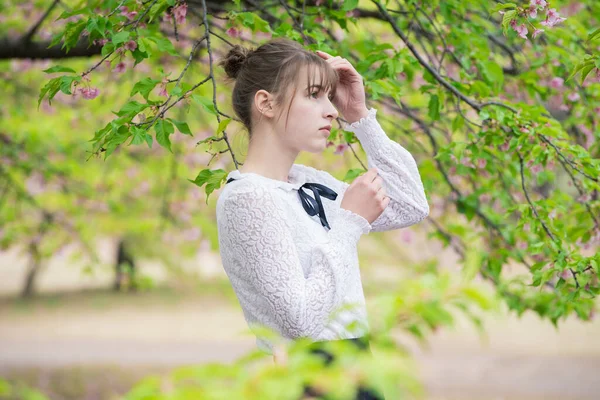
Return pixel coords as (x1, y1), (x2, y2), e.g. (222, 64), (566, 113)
(126, 11), (138, 21)
(158, 85), (168, 97)
(183, 227), (201, 241)
(532, 28), (544, 38)
(477, 158), (487, 168)
(173, 3), (187, 25)
(326, 141), (335, 148)
(114, 61), (126, 73)
(531, 164), (543, 174)
(226, 27), (240, 38)
(400, 229), (413, 243)
(549, 77), (564, 89)
(528, 6), (538, 18)
(315, 15), (324, 23)
(567, 92), (580, 102)
(125, 40), (137, 51)
(334, 143), (349, 155)
(530, 0), (547, 7)
(540, 8), (566, 27)
(79, 87), (99, 99)
(510, 20), (528, 39)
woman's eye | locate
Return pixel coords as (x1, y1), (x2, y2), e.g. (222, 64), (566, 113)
(310, 91), (319, 98)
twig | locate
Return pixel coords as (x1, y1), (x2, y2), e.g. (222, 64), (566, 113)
(23, 0), (61, 43)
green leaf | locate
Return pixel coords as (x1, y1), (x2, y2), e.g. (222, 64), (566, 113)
(131, 77), (161, 100)
(43, 65), (76, 74)
(501, 10), (517, 35)
(111, 30), (130, 46)
(148, 0), (170, 23)
(192, 94), (217, 115)
(580, 64), (596, 85)
(428, 94), (440, 121)
(62, 20), (87, 53)
(58, 75), (79, 95)
(342, 168), (364, 182)
(38, 78), (61, 109)
(147, 36), (179, 56)
(491, 3), (517, 13)
(216, 118), (232, 135)
(479, 61), (504, 93)
(587, 27), (600, 43)
(452, 115), (465, 132)
(188, 169), (228, 205)
(341, 0), (359, 12)
(232, 12), (272, 33)
(168, 119), (192, 135)
(115, 100), (148, 117)
(130, 127), (152, 148)
(154, 119), (175, 152)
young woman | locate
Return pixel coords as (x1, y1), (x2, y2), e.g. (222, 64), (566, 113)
(216, 38), (429, 399)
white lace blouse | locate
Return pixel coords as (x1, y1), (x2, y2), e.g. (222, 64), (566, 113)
(216, 107), (429, 355)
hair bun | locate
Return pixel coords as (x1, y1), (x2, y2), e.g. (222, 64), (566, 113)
(220, 45), (253, 80)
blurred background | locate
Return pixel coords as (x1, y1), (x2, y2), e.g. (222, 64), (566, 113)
(1, 0), (600, 399)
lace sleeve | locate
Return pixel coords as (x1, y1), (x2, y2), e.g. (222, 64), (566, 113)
(321, 107), (430, 231)
(219, 187), (370, 339)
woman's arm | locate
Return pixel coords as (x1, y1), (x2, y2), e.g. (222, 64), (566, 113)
(219, 187), (371, 339)
(319, 107), (429, 232)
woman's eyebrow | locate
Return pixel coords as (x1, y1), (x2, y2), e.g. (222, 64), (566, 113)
(306, 84), (331, 93)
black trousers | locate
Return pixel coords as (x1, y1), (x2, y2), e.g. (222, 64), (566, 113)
(301, 336), (386, 400)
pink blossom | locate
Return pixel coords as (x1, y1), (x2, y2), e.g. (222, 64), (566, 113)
(400, 229), (413, 243)
(315, 15), (324, 24)
(94, 38), (108, 46)
(124, 40), (137, 51)
(540, 8), (566, 27)
(549, 77), (564, 89)
(510, 20), (528, 39)
(500, 140), (510, 152)
(334, 143), (349, 155)
(477, 158), (487, 168)
(79, 87), (99, 99)
(173, 3), (187, 25)
(316, 0), (324, 5)
(532, 28), (544, 38)
(326, 141), (335, 148)
(158, 84), (168, 97)
(226, 27), (240, 38)
(113, 61), (126, 73)
(346, 10), (358, 18)
(125, 11), (138, 21)
(530, 0), (547, 8)
(528, 6), (538, 19)
(567, 92), (580, 102)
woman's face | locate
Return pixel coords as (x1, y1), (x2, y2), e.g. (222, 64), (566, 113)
(274, 65), (339, 154)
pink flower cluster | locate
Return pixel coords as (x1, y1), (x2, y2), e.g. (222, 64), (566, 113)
(172, 3), (187, 25)
(78, 87), (99, 99)
(540, 8), (567, 27)
(502, 1), (566, 40)
(119, 6), (138, 21)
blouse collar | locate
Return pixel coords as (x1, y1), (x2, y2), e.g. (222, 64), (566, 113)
(226, 163), (307, 192)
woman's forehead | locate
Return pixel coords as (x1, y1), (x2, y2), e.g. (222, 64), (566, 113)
(298, 63), (336, 89)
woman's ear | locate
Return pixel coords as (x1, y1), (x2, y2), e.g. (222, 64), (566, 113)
(254, 89), (275, 118)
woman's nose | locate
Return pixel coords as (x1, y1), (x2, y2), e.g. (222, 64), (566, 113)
(326, 102), (338, 120)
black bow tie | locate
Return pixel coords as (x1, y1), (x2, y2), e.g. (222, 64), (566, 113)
(225, 178), (338, 230)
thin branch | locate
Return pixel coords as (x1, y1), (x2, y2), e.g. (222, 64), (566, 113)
(23, 0), (61, 43)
